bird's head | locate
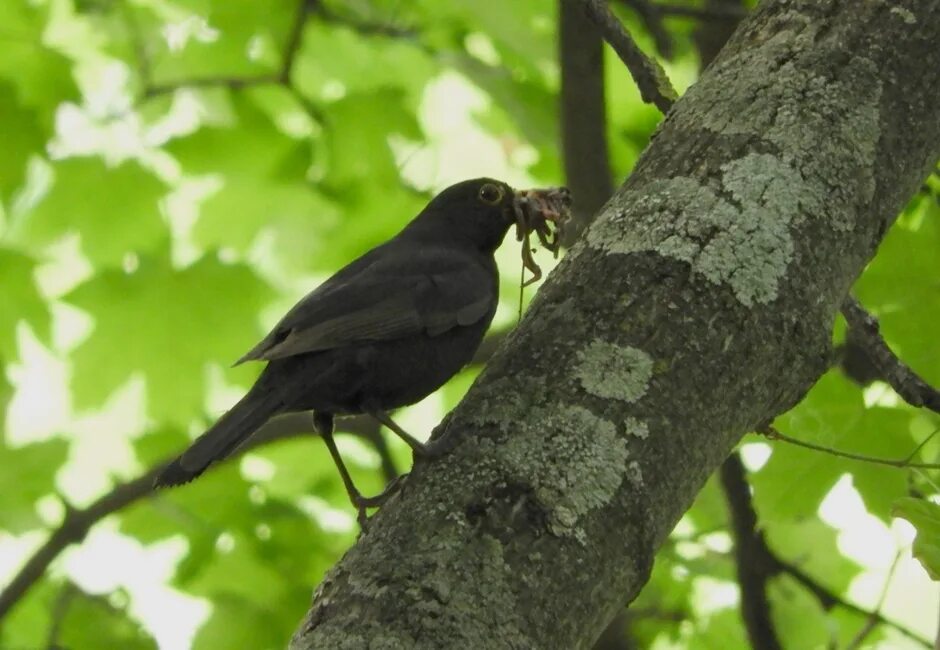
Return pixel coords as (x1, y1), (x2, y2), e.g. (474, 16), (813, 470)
(408, 178), (520, 252)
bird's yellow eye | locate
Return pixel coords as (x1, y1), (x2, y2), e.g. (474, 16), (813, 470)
(478, 183), (504, 205)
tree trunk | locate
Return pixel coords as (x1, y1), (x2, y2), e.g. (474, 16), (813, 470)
(290, 1), (940, 648)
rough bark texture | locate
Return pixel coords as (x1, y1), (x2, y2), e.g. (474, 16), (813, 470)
(291, 2), (940, 648)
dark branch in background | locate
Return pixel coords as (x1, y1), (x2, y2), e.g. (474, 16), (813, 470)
(719, 453), (931, 648)
(720, 454), (782, 650)
(558, 0), (614, 244)
(692, 0), (746, 69)
(617, 0), (674, 59)
(841, 296), (940, 415)
(570, 0), (676, 113)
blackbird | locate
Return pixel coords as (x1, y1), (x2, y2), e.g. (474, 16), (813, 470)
(154, 178), (566, 523)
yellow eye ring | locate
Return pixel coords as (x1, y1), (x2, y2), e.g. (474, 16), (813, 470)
(478, 183), (504, 205)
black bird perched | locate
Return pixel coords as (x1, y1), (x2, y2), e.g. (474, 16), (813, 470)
(154, 177), (568, 524)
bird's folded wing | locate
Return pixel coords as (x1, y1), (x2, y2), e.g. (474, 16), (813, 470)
(236, 267), (492, 363)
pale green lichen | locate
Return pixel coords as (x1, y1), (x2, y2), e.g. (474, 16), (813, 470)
(575, 340), (653, 402)
(626, 461), (644, 489)
(624, 417), (649, 439)
(585, 28), (882, 307)
(498, 405), (628, 540)
(586, 158), (800, 306)
(890, 6), (916, 23)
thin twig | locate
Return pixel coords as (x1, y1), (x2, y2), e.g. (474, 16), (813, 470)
(759, 425), (940, 470)
(780, 558), (930, 648)
(0, 411), (380, 621)
(572, 0), (677, 113)
(134, 0), (318, 103)
(720, 454), (930, 648)
(845, 552), (902, 650)
(841, 296), (940, 415)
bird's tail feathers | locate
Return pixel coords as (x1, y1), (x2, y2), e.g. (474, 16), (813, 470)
(153, 388), (283, 488)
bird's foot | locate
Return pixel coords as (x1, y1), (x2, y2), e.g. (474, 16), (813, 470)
(351, 473), (408, 533)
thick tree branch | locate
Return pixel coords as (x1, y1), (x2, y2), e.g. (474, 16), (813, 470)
(720, 453), (782, 650)
(841, 296), (940, 414)
(571, 0), (677, 113)
(559, 0), (615, 244)
(290, 2), (940, 647)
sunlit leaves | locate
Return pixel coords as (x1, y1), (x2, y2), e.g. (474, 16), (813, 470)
(128, 0), (296, 86)
(12, 157), (168, 267)
(854, 196), (940, 385)
(0, 248), (51, 358)
(294, 21), (436, 107)
(0, 0), (78, 123)
(65, 253), (272, 423)
(55, 587), (157, 650)
(752, 372), (914, 523)
(0, 435), (69, 533)
(0, 82), (45, 201)
(893, 498), (940, 580)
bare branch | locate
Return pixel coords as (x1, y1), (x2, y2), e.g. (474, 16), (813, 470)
(570, 0), (677, 113)
(841, 296), (940, 415)
(559, 0), (615, 244)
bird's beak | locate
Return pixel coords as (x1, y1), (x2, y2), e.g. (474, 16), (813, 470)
(510, 186), (572, 234)
(515, 187), (572, 226)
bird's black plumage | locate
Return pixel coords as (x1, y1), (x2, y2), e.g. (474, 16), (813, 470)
(154, 178), (521, 503)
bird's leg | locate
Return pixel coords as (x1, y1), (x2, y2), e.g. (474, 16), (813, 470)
(313, 412), (404, 529)
(313, 412), (369, 528)
(366, 408), (436, 458)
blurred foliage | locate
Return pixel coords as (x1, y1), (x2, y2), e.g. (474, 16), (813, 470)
(0, 0), (937, 648)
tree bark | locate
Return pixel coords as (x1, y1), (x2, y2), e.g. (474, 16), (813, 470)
(291, 2), (940, 648)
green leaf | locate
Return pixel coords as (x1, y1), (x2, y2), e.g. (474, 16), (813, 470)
(764, 518), (860, 594)
(893, 497), (940, 580)
(855, 197), (940, 385)
(131, 0), (295, 86)
(294, 21), (436, 107)
(0, 82), (45, 201)
(752, 372), (914, 522)
(0, 0), (78, 124)
(0, 247), (51, 358)
(0, 435), (69, 533)
(192, 595), (290, 650)
(66, 253), (272, 424)
(193, 179), (342, 273)
(57, 588), (157, 650)
(321, 89), (422, 189)
(12, 157), (168, 266)
(167, 92), (308, 178)
(767, 574), (831, 650)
